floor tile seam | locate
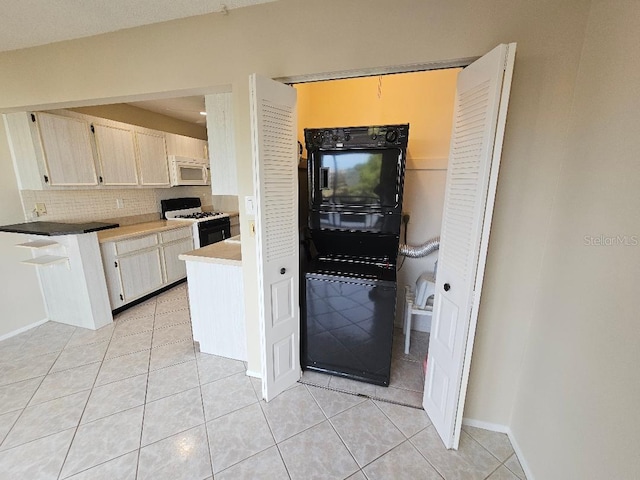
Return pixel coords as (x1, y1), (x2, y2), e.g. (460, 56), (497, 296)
(459, 429), (507, 465)
(112, 328), (154, 340)
(384, 383), (424, 394)
(144, 383), (201, 408)
(195, 365), (245, 387)
(154, 306), (190, 315)
(358, 438), (445, 479)
(135, 311), (156, 480)
(301, 380), (422, 411)
(370, 399), (430, 440)
(192, 353), (216, 478)
(149, 357), (195, 373)
(0, 373), (47, 389)
(482, 461), (509, 480)
(325, 412), (387, 471)
(0, 426), (76, 457)
(151, 320), (191, 331)
(461, 427), (515, 463)
(37, 360), (103, 380)
(150, 336), (193, 350)
(503, 455), (525, 480)
(406, 432), (449, 480)
(0, 348), (61, 449)
(0, 409), (23, 447)
(155, 296), (188, 305)
(57, 448), (138, 480)
(141, 417), (207, 449)
(65, 335), (116, 348)
(104, 346), (151, 361)
(211, 441), (275, 476)
(28, 385), (94, 409)
(204, 396), (260, 424)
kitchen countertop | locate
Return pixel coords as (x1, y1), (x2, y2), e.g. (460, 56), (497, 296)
(0, 221), (119, 236)
(97, 220), (193, 243)
(179, 239), (242, 266)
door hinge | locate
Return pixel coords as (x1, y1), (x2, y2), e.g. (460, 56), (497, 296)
(114, 261), (118, 268)
(31, 113), (36, 123)
(43, 175), (49, 183)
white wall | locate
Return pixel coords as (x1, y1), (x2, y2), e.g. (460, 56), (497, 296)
(508, 1), (640, 478)
(0, 4), (597, 475)
(0, 121), (47, 338)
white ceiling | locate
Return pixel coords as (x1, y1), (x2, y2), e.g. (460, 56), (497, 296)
(129, 96), (207, 125)
(0, 0), (277, 53)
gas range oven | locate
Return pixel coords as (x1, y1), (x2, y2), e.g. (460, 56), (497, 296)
(161, 197), (230, 249)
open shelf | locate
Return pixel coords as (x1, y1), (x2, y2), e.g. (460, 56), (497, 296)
(16, 240), (59, 249)
(21, 255), (68, 267)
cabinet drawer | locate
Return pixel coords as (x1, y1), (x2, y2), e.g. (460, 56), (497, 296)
(160, 227), (192, 244)
(115, 234), (159, 255)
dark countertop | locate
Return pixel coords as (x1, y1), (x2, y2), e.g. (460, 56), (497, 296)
(0, 221), (120, 236)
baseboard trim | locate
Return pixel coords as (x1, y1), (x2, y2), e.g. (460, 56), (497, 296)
(462, 417), (535, 480)
(462, 417), (509, 434)
(245, 370), (262, 379)
(0, 317), (48, 342)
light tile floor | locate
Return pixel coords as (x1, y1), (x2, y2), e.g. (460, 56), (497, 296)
(0, 284), (526, 479)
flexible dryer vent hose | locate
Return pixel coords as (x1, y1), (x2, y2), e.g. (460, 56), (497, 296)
(398, 236), (440, 258)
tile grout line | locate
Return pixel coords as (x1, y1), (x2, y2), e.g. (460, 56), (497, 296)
(55, 321), (118, 479)
(134, 298), (159, 480)
(252, 384), (293, 480)
(191, 342), (215, 478)
(0, 323), (77, 452)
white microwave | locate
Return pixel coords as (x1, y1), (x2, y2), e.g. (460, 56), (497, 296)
(169, 155), (210, 186)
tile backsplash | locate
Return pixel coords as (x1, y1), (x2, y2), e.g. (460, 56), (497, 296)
(20, 187), (238, 224)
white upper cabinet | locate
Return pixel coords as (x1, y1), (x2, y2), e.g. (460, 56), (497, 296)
(165, 132), (208, 159)
(135, 131), (170, 186)
(36, 112), (98, 186)
(3, 109), (203, 190)
(93, 123), (139, 186)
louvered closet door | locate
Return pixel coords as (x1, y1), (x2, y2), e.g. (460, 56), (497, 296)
(423, 44), (516, 449)
(249, 74), (300, 401)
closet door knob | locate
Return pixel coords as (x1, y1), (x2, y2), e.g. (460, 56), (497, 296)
(443, 283), (451, 292)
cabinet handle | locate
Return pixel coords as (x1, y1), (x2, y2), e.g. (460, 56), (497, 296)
(280, 268), (286, 275)
(43, 175), (49, 183)
(114, 261), (118, 268)
(444, 283), (451, 292)
(90, 124), (95, 134)
(119, 294), (124, 301)
(31, 113), (36, 123)
(99, 176), (103, 183)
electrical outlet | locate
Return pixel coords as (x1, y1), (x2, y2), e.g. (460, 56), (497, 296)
(116, 199), (124, 209)
(34, 203), (47, 216)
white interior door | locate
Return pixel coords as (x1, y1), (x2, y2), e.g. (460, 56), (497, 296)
(249, 73), (301, 402)
(423, 43), (516, 449)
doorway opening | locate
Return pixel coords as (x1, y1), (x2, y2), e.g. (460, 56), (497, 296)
(293, 68), (462, 408)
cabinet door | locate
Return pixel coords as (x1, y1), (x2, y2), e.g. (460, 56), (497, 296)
(36, 112), (98, 186)
(162, 237), (193, 284)
(118, 248), (164, 302)
(166, 133), (207, 159)
(136, 131), (170, 186)
(93, 123), (139, 185)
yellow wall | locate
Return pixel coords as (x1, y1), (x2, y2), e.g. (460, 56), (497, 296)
(295, 70), (460, 323)
(295, 69), (460, 161)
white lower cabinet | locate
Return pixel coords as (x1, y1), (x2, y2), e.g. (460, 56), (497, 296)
(118, 248), (164, 302)
(101, 226), (193, 310)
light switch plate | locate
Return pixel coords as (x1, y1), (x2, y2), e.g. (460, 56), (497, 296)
(244, 196), (255, 215)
